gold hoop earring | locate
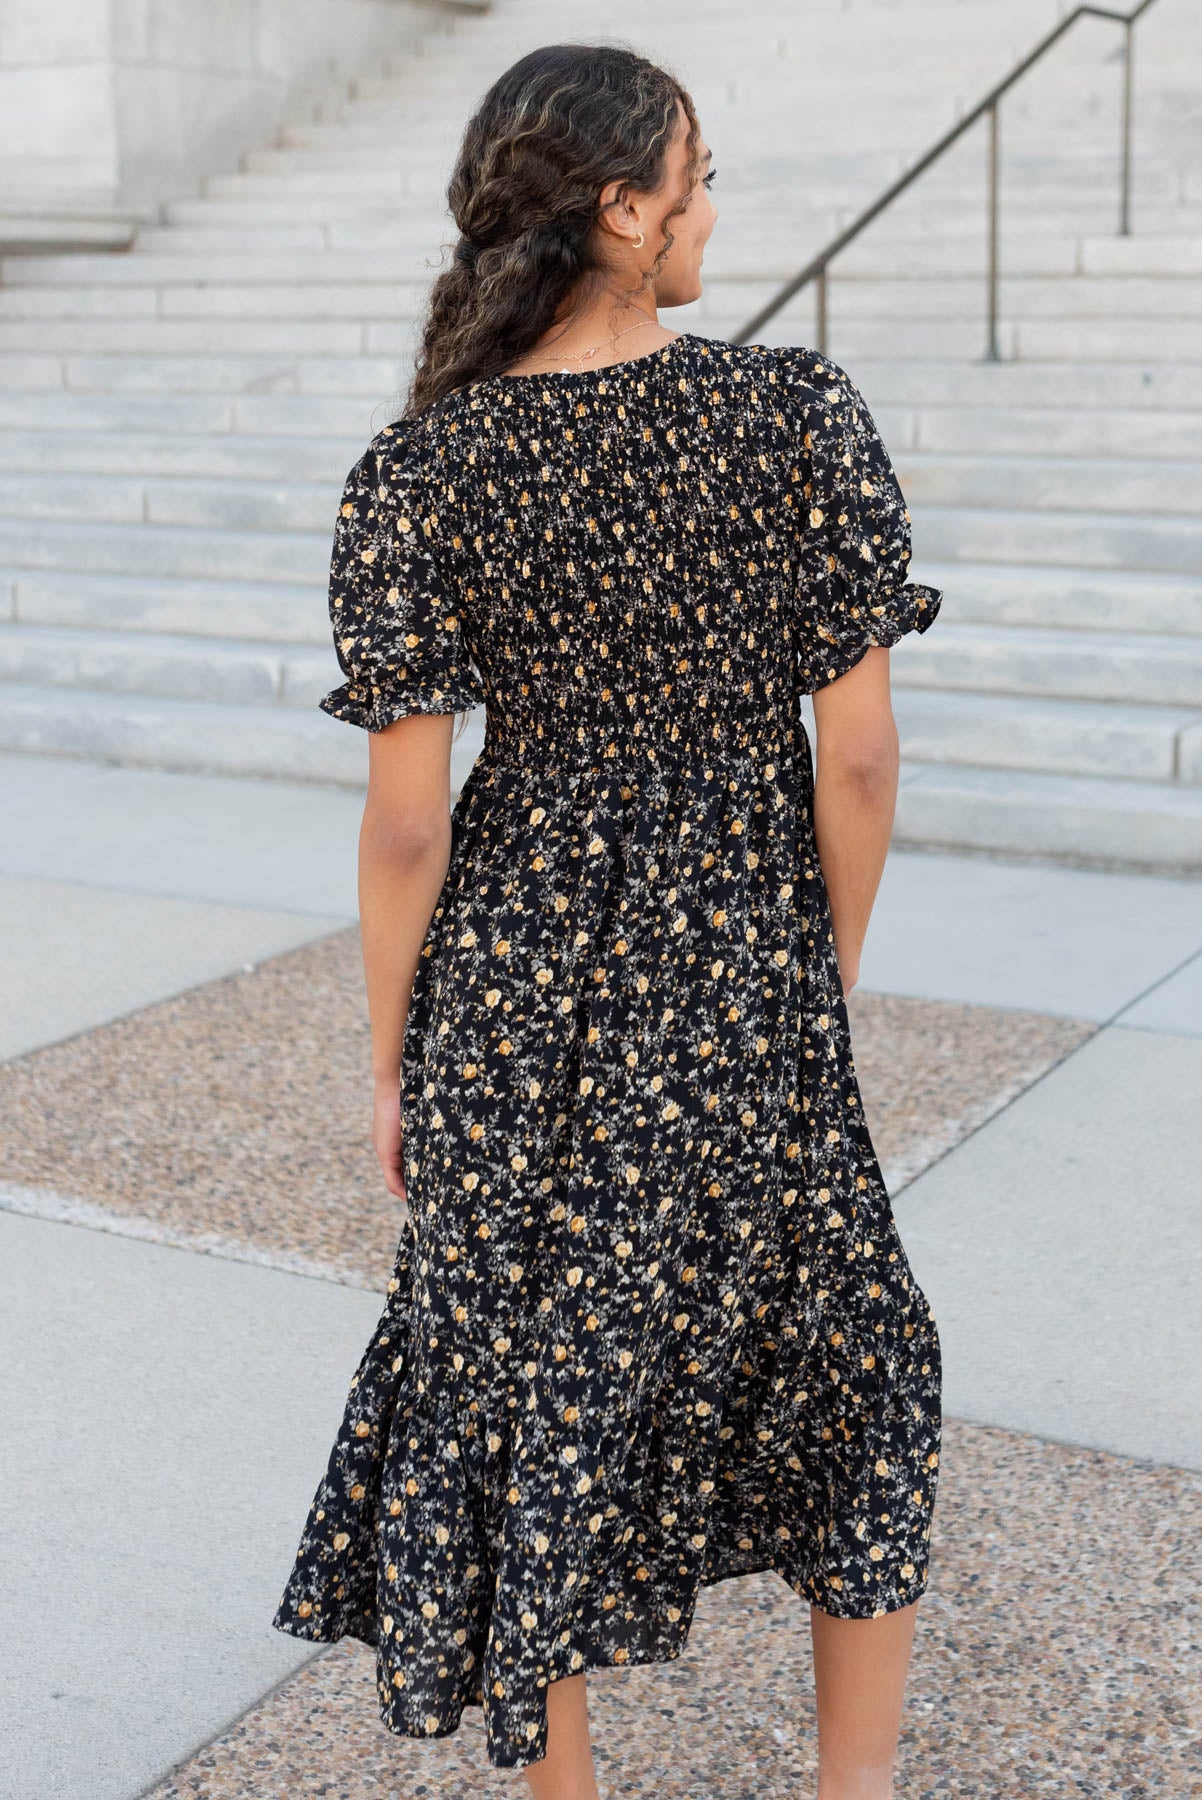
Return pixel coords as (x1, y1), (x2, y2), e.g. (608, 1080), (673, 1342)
(632, 231), (645, 250)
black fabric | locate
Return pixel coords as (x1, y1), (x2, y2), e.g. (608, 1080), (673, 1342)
(273, 333), (944, 1770)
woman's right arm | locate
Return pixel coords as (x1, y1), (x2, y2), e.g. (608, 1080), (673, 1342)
(358, 712), (458, 1199)
(809, 643), (900, 997)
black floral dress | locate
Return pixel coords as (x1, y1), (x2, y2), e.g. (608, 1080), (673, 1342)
(272, 332), (944, 1770)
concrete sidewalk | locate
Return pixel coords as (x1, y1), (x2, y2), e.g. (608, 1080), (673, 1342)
(2, 748), (1199, 1799)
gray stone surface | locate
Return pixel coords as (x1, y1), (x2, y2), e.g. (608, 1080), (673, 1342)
(893, 761), (1202, 875)
(0, 871), (344, 1058)
(858, 846), (1202, 1021)
(0, 1209), (383, 1800)
(1113, 947), (1202, 1037)
(895, 1023), (1202, 1471)
(0, 751), (360, 915)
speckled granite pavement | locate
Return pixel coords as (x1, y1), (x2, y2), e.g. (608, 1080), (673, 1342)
(4, 928), (1198, 1799)
(143, 1420), (1202, 1800)
(0, 924), (1091, 1288)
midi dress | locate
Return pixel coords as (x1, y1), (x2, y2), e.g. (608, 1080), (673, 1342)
(271, 330), (944, 1770)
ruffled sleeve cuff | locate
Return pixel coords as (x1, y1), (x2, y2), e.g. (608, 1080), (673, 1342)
(319, 667), (486, 733)
(802, 576), (944, 691)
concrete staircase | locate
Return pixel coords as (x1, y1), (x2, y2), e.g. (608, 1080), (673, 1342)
(769, 7), (1202, 872)
(2, 0), (1201, 870)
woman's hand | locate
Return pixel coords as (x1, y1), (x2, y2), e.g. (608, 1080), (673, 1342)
(832, 926), (861, 998)
(372, 1074), (407, 1201)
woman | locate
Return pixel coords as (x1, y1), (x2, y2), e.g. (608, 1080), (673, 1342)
(273, 41), (943, 1800)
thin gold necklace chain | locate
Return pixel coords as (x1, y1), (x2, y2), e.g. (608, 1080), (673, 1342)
(545, 317), (668, 373)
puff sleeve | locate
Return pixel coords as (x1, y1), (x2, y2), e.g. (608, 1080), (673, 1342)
(781, 348), (943, 693)
(318, 424), (485, 731)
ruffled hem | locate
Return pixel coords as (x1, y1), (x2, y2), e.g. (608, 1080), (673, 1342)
(319, 675), (485, 731)
(270, 1209), (940, 1768)
(273, 1506), (936, 1769)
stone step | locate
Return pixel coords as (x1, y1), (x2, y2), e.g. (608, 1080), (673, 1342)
(892, 761), (1202, 874)
(893, 621), (1202, 706)
(1081, 237), (1202, 275)
(0, 286), (158, 319)
(2, 434), (1197, 528)
(0, 516), (326, 584)
(345, 62), (1169, 108)
(0, 250), (450, 286)
(4, 569), (327, 643)
(7, 561), (1201, 651)
(217, 161), (1188, 215)
(241, 137), (1187, 178)
(815, 357), (1202, 411)
(281, 100), (1197, 149)
(0, 390), (388, 437)
(1011, 316), (1202, 361)
(9, 608), (1202, 756)
(909, 561), (1202, 637)
(849, 202), (1202, 240)
(0, 354), (406, 395)
(134, 206), (1202, 261)
(0, 356), (64, 391)
(14, 223), (1202, 292)
(0, 621), (334, 707)
(141, 197), (789, 237)
(0, 318), (370, 355)
(4, 310), (1200, 370)
(157, 177), (1194, 223)
(0, 209), (145, 253)
(890, 403), (1202, 461)
(139, 223), (331, 253)
(0, 666), (1197, 870)
(756, 232), (1196, 281)
(240, 140), (915, 182)
(199, 169), (1188, 220)
(6, 343), (1202, 415)
(884, 170), (1186, 206)
(28, 190), (1202, 273)
(914, 503), (1202, 575)
(889, 687), (1200, 784)
(0, 680), (485, 791)
(6, 347), (1202, 412)
(780, 274), (1202, 320)
(0, 469), (338, 531)
(0, 428), (363, 483)
(0, 391), (239, 433)
(706, 310), (1202, 365)
(8, 389), (1172, 469)
(9, 272), (1202, 324)
(897, 452), (1202, 517)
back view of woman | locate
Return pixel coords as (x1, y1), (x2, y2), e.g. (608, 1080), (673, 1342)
(273, 41), (944, 1800)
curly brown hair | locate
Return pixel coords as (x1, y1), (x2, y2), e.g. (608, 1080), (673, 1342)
(401, 42), (701, 418)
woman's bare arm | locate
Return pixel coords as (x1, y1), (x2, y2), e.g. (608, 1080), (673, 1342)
(809, 645), (900, 997)
(359, 712), (458, 1198)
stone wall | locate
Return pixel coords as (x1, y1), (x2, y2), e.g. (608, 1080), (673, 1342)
(0, 0), (439, 244)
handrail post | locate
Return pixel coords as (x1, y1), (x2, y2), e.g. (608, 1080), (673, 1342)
(1119, 14), (1134, 234)
(731, 1), (1162, 349)
(985, 99), (1002, 361)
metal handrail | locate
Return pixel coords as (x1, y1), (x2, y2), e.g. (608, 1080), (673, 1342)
(733, 0), (1164, 361)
